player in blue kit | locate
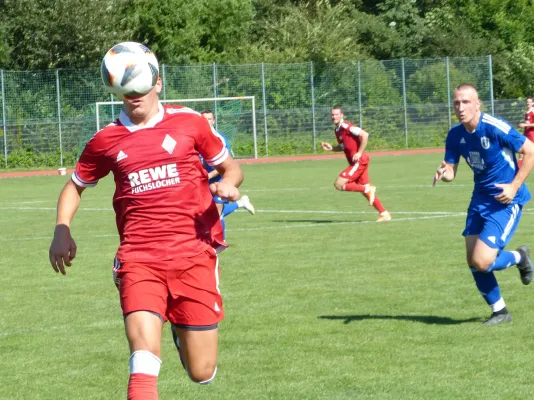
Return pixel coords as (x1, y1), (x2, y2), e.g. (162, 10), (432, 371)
(201, 110), (255, 236)
(433, 84), (534, 325)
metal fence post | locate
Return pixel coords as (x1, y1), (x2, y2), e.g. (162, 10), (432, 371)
(310, 61), (317, 153)
(261, 62), (268, 156)
(401, 58), (408, 149)
(1, 70), (7, 167)
(213, 62), (218, 131)
(358, 61), (362, 127)
(161, 64), (166, 101)
(446, 56), (452, 129)
(56, 69), (63, 166)
(489, 55), (494, 114)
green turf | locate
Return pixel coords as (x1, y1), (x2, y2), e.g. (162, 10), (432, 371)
(1, 153), (534, 399)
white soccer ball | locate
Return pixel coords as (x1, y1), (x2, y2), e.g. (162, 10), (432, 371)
(101, 42), (159, 99)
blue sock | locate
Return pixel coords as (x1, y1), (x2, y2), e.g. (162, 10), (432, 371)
(220, 216), (226, 240)
(486, 250), (518, 272)
(470, 267), (501, 306)
(222, 202), (239, 217)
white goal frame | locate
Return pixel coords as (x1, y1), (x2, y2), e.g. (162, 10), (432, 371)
(95, 96), (257, 158)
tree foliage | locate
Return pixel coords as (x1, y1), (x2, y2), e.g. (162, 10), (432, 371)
(0, 0), (533, 97)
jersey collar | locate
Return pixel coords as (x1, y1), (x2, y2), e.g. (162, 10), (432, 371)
(119, 103), (165, 132)
(335, 119), (344, 131)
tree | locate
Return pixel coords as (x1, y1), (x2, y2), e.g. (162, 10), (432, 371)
(0, 0), (133, 69)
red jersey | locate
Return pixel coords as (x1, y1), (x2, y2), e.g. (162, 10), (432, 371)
(524, 108), (534, 138)
(334, 120), (369, 165)
(73, 104), (228, 262)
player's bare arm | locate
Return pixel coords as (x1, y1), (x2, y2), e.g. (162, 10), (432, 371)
(211, 157), (243, 201)
(321, 142), (342, 152)
(352, 129), (369, 162)
(432, 161), (457, 186)
(208, 169), (220, 180)
(495, 139), (534, 204)
(49, 180), (85, 275)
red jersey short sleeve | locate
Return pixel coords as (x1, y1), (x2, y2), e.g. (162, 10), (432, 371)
(73, 104), (228, 262)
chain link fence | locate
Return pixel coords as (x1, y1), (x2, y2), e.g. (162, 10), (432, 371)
(0, 56), (507, 167)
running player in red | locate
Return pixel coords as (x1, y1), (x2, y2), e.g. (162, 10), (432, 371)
(48, 44), (243, 399)
(518, 97), (534, 168)
(321, 106), (391, 222)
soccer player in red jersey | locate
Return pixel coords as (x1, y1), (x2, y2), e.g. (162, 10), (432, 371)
(321, 106), (391, 222)
(48, 46), (243, 399)
(518, 97), (534, 168)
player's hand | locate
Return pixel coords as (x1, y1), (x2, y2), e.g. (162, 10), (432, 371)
(432, 161), (448, 187)
(49, 224), (77, 275)
(519, 122), (526, 128)
(494, 183), (518, 205)
(210, 182), (240, 202)
(321, 142), (333, 151)
(352, 152), (362, 163)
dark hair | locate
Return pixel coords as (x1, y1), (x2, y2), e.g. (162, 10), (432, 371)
(200, 109), (214, 115)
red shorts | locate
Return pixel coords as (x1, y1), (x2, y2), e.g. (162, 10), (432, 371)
(113, 249), (223, 327)
(525, 131), (534, 143)
(339, 160), (370, 184)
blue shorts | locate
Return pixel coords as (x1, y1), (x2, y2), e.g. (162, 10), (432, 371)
(463, 201), (522, 249)
(213, 196), (229, 205)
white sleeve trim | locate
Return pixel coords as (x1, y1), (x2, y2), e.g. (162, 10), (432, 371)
(349, 126), (361, 136)
(205, 146), (229, 166)
(72, 171), (98, 188)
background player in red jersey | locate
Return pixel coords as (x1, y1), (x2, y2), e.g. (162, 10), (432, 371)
(518, 97), (534, 167)
(48, 44), (243, 399)
(321, 106), (391, 222)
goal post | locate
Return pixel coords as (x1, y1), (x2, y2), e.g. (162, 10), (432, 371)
(94, 96), (258, 158)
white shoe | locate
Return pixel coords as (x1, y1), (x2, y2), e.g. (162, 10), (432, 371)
(239, 195), (255, 215)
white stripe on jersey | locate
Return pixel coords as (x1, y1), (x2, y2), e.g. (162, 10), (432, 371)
(72, 171), (98, 188)
(206, 146), (229, 166)
(482, 114), (511, 134)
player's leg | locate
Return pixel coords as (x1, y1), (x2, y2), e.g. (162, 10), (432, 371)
(125, 312), (164, 400)
(470, 203), (530, 280)
(354, 165), (391, 221)
(115, 261), (168, 399)
(167, 249), (223, 384)
(172, 323), (219, 383)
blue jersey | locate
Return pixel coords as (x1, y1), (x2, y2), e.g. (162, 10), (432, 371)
(203, 132), (231, 184)
(444, 112), (531, 206)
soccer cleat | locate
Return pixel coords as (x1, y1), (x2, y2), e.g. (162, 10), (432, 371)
(170, 325), (186, 370)
(240, 195), (255, 215)
(516, 245), (533, 285)
(376, 211), (391, 222)
(365, 185), (376, 206)
(483, 311), (512, 326)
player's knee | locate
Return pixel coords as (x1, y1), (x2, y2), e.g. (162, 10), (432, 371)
(334, 181), (344, 191)
(188, 364), (217, 384)
(468, 256), (492, 272)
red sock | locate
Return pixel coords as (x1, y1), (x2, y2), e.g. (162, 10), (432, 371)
(128, 373), (158, 400)
(372, 196), (386, 213)
(344, 182), (366, 192)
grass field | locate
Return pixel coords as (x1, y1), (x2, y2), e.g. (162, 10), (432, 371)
(2, 153), (534, 400)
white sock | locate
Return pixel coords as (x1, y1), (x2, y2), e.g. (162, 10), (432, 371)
(511, 251), (521, 264)
(491, 298), (506, 313)
(129, 351), (162, 376)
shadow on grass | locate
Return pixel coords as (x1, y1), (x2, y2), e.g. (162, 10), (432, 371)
(319, 314), (480, 325)
(271, 219), (363, 224)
